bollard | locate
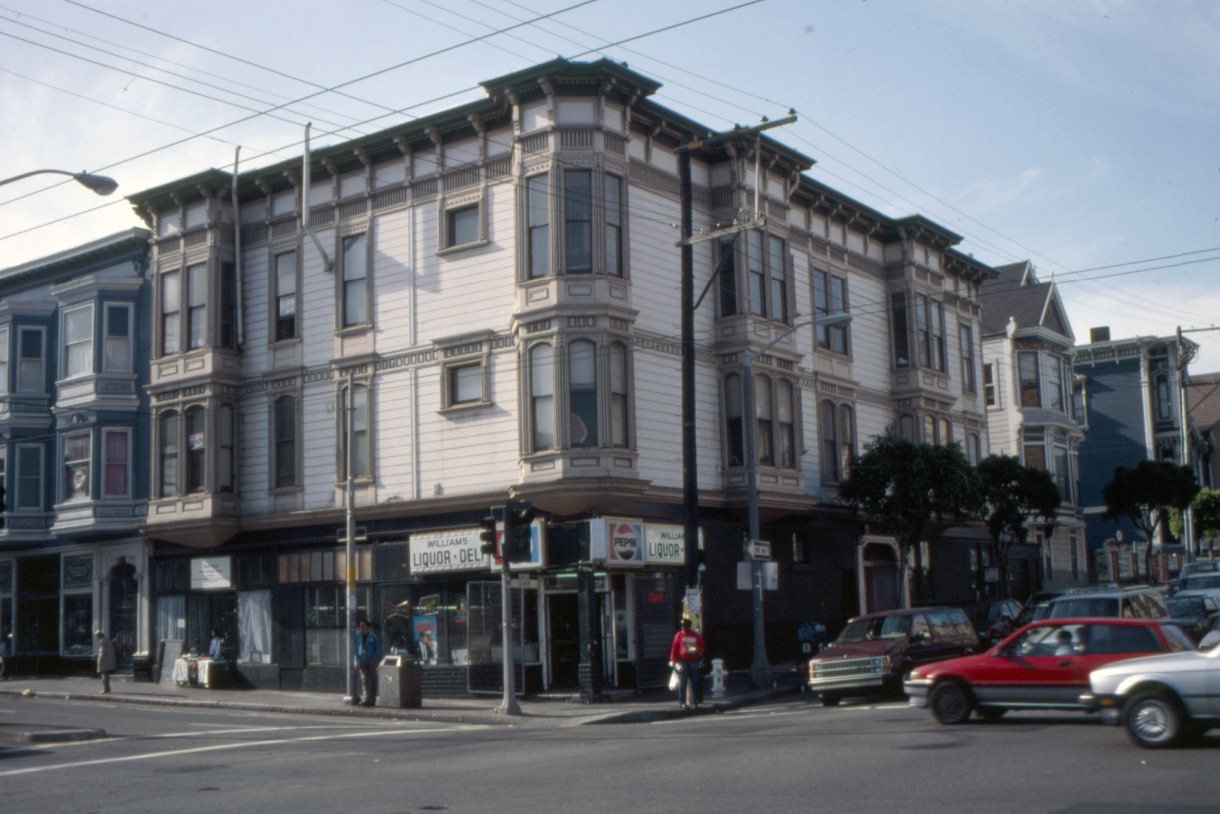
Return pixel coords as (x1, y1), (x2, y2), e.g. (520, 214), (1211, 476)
(711, 658), (726, 698)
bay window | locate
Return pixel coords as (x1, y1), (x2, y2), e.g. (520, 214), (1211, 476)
(63, 304), (93, 378)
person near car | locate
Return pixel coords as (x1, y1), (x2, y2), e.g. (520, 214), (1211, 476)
(353, 618), (382, 707)
(96, 630), (117, 694)
(208, 628), (223, 660)
(1053, 629), (1075, 656)
(668, 617), (705, 710)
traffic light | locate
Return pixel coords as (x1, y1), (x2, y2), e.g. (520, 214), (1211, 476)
(478, 512), (498, 557)
(501, 500), (536, 563)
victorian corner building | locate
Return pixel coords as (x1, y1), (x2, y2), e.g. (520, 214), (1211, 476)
(5, 59), (1065, 693)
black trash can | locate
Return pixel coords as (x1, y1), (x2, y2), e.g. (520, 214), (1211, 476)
(376, 655), (422, 709)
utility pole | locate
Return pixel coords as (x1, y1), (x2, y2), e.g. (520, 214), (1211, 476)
(343, 369), (357, 705)
(676, 114), (796, 647)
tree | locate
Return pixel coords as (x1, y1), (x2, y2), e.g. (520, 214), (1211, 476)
(1102, 461), (1199, 581)
(976, 455), (1061, 598)
(839, 430), (982, 607)
(1176, 487), (1220, 560)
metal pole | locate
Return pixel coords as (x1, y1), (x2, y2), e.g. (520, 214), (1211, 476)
(742, 349), (769, 688)
(680, 149), (699, 596)
(496, 542), (521, 715)
(344, 371), (356, 705)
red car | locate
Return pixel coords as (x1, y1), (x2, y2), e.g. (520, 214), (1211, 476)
(904, 617), (1196, 724)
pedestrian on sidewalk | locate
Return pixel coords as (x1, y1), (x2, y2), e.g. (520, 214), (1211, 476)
(668, 617), (705, 710)
(96, 630), (117, 694)
(353, 618), (382, 707)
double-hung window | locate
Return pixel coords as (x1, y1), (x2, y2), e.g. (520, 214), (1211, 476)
(529, 345), (555, 451)
(724, 373), (744, 467)
(274, 251), (297, 342)
(1018, 351), (1041, 407)
(17, 327), (45, 393)
(16, 444), (42, 510)
(63, 304), (93, 378)
(745, 231), (788, 321)
(564, 171), (593, 273)
(0, 325), (8, 394)
(891, 293), (910, 368)
(159, 411), (179, 497)
(569, 340), (597, 446)
(187, 263), (207, 350)
(819, 401), (855, 483)
(103, 304), (132, 373)
(768, 236), (789, 323)
(160, 270), (181, 355)
(273, 396), (297, 489)
(813, 269), (849, 354)
(916, 294), (945, 372)
(527, 174), (550, 278)
(959, 323), (976, 392)
(341, 234), (369, 328)
(604, 175), (622, 276)
(102, 429), (130, 498)
(446, 205), (480, 249)
(185, 406), (206, 492)
(747, 231), (766, 317)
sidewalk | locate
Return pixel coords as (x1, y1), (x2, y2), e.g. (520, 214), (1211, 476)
(0, 663), (804, 742)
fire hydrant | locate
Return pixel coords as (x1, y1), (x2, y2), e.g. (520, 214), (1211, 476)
(710, 658), (727, 698)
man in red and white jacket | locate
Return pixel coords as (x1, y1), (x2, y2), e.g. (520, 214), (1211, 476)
(668, 617), (705, 710)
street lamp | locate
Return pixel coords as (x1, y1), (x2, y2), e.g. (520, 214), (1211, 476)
(0, 169), (118, 196)
(743, 312), (851, 688)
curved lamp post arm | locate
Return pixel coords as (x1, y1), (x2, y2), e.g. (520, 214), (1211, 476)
(0, 169), (118, 196)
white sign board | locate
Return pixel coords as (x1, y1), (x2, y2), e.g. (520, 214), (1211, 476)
(645, 524), (686, 564)
(410, 529), (489, 574)
(746, 539), (771, 560)
(191, 556), (232, 590)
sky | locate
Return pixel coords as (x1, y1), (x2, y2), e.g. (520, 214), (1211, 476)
(2, 0), (1219, 370)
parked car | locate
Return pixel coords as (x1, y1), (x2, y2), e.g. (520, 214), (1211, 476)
(1168, 560), (1220, 594)
(1081, 642), (1220, 748)
(1014, 591), (1062, 627)
(968, 599), (1024, 644)
(1174, 574), (1220, 603)
(1046, 586), (1167, 620)
(1164, 594), (1220, 644)
(1200, 616), (1220, 650)
(905, 618), (1194, 724)
(806, 607), (978, 706)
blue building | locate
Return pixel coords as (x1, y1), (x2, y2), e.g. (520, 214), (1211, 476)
(0, 229), (152, 676)
(1074, 326), (1197, 577)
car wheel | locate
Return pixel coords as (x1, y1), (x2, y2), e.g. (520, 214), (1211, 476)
(820, 693), (841, 707)
(929, 681), (972, 725)
(1124, 691), (1184, 749)
(978, 707), (1007, 723)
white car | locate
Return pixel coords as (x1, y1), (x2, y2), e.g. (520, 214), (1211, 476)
(1082, 644), (1220, 748)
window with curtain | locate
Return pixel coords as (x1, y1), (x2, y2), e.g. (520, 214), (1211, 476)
(839, 404), (855, 478)
(527, 174), (550, 278)
(62, 432), (90, 501)
(274, 250), (297, 341)
(569, 340), (597, 446)
(530, 344), (554, 451)
(238, 590), (272, 664)
(159, 411), (179, 497)
(63, 304), (93, 378)
(341, 233), (368, 327)
(103, 429), (129, 498)
(185, 406), (206, 492)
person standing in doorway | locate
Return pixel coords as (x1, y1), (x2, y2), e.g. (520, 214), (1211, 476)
(96, 630), (117, 694)
(208, 628), (223, 660)
(353, 618), (382, 707)
(668, 617), (705, 710)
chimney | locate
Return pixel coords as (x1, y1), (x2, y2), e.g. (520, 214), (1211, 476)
(1089, 326), (1111, 343)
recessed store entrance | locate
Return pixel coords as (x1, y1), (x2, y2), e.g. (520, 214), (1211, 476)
(547, 592), (580, 688)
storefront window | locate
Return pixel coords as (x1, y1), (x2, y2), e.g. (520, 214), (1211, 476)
(63, 593), (92, 656)
(238, 590), (271, 664)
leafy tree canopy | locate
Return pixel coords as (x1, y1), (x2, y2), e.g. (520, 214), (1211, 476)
(1102, 460), (1198, 540)
(976, 454), (1061, 547)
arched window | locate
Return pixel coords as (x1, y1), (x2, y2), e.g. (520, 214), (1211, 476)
(755, 374), (774, 467)
(569, 340), (597, 446)
(724, 373), (744, 466)
(185, 406), (206, 492)
(777, 380), (795, 468)
(820, 400), (839, 483)
(159, 411), (179, 497)
(898, 414), (916, 441)
(530, 345), (554, 451)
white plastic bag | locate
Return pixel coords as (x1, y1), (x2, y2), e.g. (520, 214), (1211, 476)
(668, 667), (680, 691)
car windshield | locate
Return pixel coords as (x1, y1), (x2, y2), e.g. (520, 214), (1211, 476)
(1182, 574), (1220, 591)
(1049, 597), (1118, 617)
(1168, 597), (1205, 616)
(836, 615), (912, 642)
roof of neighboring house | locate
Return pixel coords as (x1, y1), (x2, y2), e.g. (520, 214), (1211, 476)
(979, 260), (1073, 341)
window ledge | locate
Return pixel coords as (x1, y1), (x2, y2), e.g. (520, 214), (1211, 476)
(439, 400), (492, 415)
(438, 238), (490, 257)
